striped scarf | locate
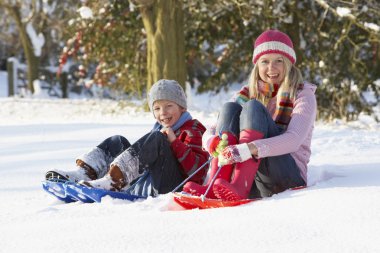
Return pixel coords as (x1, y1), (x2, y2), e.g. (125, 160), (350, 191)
(234, 82), (302, 129)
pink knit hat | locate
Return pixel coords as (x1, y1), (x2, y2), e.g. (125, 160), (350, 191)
(252, 30), (296, 64)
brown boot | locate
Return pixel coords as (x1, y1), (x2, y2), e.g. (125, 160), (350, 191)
(80, 164), (127, 191)
(76, 159), (98, 180)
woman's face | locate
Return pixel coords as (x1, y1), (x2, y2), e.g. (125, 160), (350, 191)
(152, 100), (185, 127)
(257, 53), (286, 84)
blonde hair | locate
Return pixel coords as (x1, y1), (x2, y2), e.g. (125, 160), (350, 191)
(248, 57), (303, 106)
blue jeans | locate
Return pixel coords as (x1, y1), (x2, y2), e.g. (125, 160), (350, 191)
(97, 135), (131, 158)
(96, 132), (185, 196)
(216, 101), (305, 198)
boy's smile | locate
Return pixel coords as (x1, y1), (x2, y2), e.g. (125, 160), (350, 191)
(153, 100), (185, 127)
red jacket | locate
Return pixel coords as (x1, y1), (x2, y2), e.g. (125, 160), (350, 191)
(170, 119), (209, 183)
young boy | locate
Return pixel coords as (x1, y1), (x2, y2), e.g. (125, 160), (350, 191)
(45, 79), (209, 197)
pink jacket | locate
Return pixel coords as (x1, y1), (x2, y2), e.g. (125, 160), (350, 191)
(203, 82), (317, 183)
(252, 82), (317, 183)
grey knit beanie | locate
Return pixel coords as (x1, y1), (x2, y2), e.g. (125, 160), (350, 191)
(148, 79), (187, 110)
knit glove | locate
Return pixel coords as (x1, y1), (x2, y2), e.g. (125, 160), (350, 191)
(207, 133), (229, 158)
(218, 143), (252, 166)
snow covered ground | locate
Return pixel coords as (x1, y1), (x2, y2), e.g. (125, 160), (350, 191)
(1, 71), (380, 253)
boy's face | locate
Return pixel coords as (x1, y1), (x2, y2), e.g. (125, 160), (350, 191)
(152, 100), (186, 128)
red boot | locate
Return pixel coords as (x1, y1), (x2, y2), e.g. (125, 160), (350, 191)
(183, 132), (237, 199)
(213, 129), (264, 201)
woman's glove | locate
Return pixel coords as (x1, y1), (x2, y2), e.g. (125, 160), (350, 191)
(218, 143), (252, 165)
(207, 133), (229, 157)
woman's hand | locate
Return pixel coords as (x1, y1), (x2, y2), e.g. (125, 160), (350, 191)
(161, 127), (176, 143)
(218, 143), (253, 165)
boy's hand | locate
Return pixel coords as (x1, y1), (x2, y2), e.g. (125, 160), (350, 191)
(161, 127), (176, 143)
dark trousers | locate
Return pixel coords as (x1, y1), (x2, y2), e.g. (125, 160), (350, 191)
(96, 132), (185, 196)
(216, 101), (306, 198)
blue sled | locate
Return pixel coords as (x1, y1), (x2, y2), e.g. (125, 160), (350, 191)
(43, 180), (146, 203)
(64, 184), (95, 203)
(42, 180), (76, 203)
(65, 183), (146, 203)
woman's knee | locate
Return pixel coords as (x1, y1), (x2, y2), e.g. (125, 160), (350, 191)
(216, 102), (242, 135)
(240, 100), (269, 132)
(221, 102), (243, 114)
(244, 100), (266, 115)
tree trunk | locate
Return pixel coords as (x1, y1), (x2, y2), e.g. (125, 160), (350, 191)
(7, 5), (39, 93)
(139, 0), (186, 90)
(284, 0), (302, 65)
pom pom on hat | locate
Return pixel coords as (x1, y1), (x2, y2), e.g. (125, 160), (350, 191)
(252, 30), (296, 64)
(148, 79), (187, 110)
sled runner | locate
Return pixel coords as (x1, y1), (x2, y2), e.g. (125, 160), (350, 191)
(173, 192), (260, 209)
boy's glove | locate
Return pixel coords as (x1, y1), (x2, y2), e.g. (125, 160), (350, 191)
(207, 133), (229, 157)
(218, 143), (252, 166)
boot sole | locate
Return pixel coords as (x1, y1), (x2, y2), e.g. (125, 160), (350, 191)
(45, 171), (70, 181)
(213, 183), (242, 201)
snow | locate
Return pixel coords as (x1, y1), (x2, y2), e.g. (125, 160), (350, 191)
(78, 6), (94, 19)
(0, 67), (9, 97)
(26, 23), (45, 57)
(364, 22), (380, 32)
(1, 71), (380, 253)
(336, 7), (351, 17)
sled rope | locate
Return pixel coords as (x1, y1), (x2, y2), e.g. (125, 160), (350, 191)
(171, 157), (213, 193)
(201, 165), (223, 202)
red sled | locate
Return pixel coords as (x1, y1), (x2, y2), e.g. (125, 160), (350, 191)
(173, 192), (261, 210)
(173, 186), (306, 210)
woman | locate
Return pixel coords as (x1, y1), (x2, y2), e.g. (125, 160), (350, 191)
(183, 29), (317, 201)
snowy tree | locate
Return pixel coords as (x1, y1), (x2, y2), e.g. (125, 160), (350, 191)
(0, 0), (42, 92)
(312, 0), (380, 120)
(137, 0), (186, 90)
(57, 0), (380, 120)
(60, 0), (185, 96)
(0, 0), (80, 94)
(184, 0), (380, 121)
(59, 2), (146, 94)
